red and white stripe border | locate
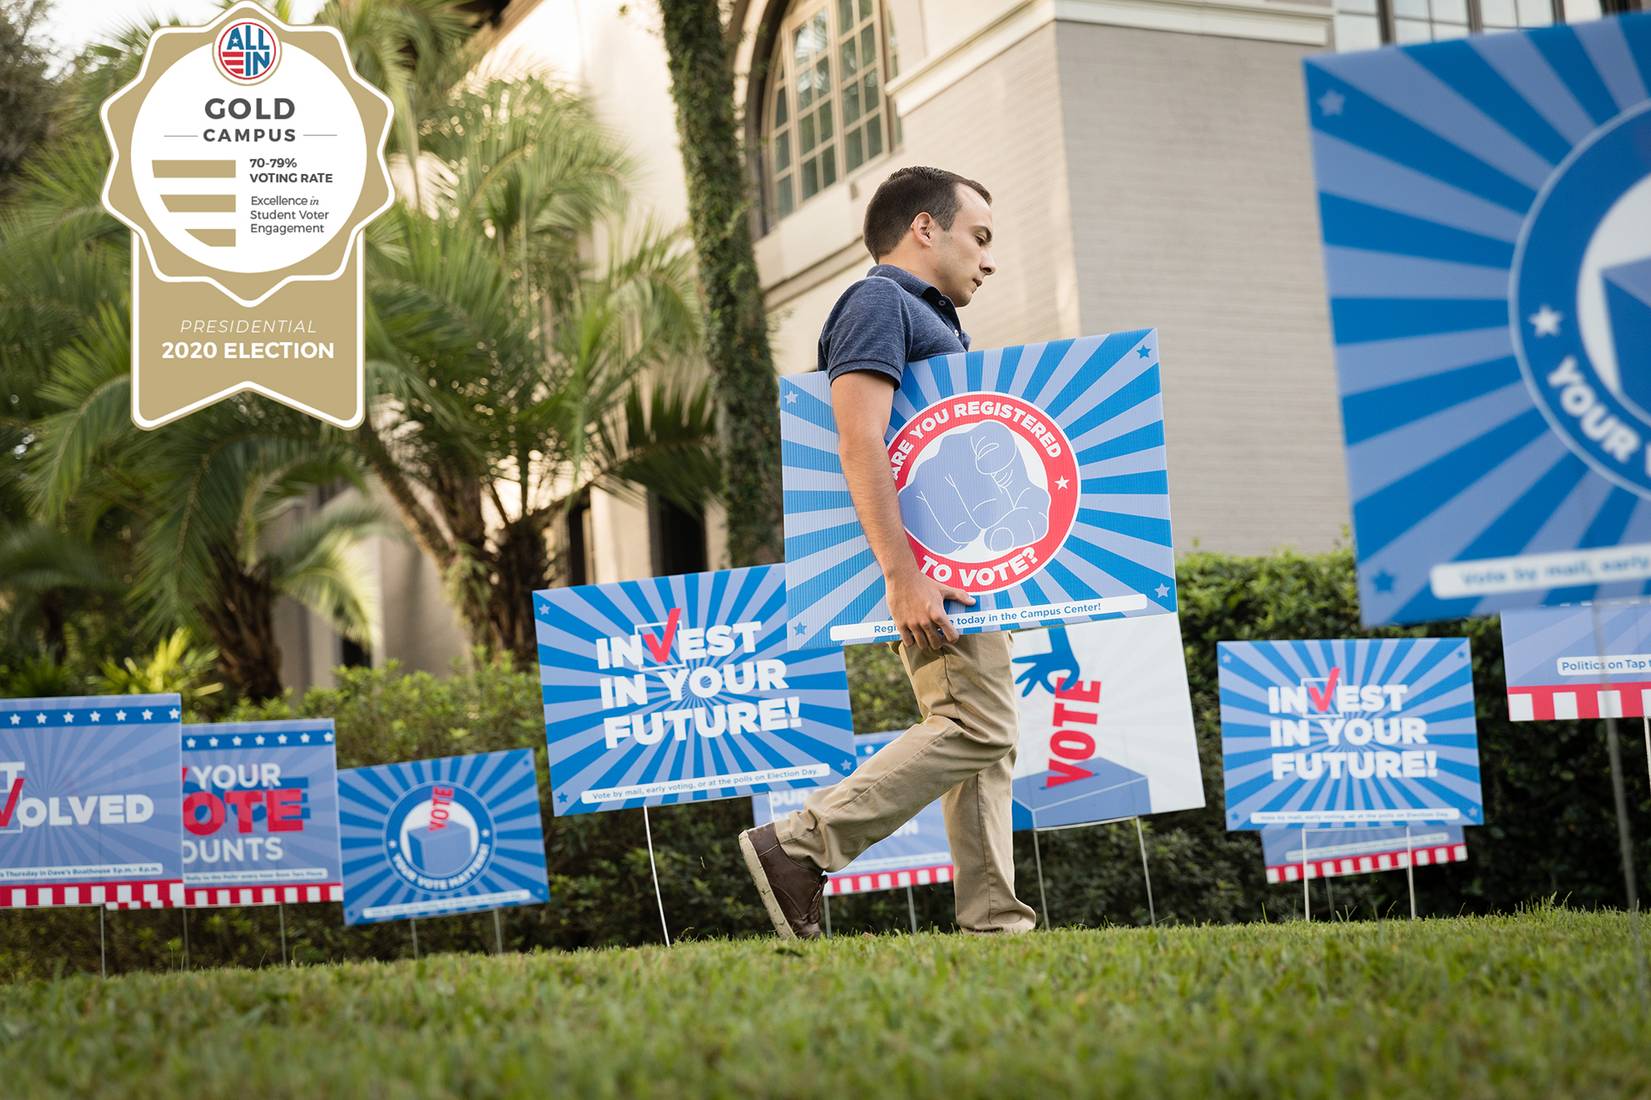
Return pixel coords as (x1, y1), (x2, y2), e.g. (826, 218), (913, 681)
(1508, 683), (1651, 721)
(1266, 843), (1468, 884)
(825, 863), (954, 896)
(185, 883), (343, 908)
(3, 879), (184, 910)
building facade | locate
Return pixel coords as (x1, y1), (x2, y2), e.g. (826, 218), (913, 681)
(275, 0), (1619, 689)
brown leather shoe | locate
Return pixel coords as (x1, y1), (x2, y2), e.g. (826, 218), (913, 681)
(739, 823), (825, 940)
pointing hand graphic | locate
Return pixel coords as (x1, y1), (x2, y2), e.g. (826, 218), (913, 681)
(901, 422), (1051, 554)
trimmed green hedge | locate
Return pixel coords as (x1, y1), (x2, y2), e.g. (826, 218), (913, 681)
(2, 548), (1646, 978)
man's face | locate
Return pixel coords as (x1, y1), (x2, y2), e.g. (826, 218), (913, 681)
(931, 184), (996, 306)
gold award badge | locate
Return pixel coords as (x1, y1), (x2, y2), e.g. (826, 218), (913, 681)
(101, 2), (392, 428)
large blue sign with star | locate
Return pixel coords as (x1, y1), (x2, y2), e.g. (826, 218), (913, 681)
(337, 749), (549, 925)
(534, 564), (856, 815)
(0, 694), (183, 909)
(780, 330), (1177, 647)
(1219, 638), (1482, 830)
(1304, 16), (1651, 625)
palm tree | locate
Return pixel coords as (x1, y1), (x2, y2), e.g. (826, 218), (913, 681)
(361, 75), (721, 658)
(1, 18), (389, 699)
(23, 304), (391, 698)
(6, 1), (723, 681)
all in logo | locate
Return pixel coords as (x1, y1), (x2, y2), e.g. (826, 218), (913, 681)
(384, 782), (495, 892)
(214, 18), (279, 84)
(1513, 101), (1651, 499)
(889, 392), (1079, 592)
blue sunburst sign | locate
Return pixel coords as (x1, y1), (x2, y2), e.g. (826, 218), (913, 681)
(337, 749), (549, 925)
(534, 564), (856, 815)
(181, 719), (342, 908)
(780, 330), (1177, 647)
(1305, 16), (1651, 625)
(0, 694), (183, 909)
(1219, 639), (1482, 830)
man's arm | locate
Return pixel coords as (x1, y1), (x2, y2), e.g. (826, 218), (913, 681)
(831, 370), (975, 650)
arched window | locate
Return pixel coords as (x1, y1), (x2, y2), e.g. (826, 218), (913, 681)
(763, 0), (899, 221)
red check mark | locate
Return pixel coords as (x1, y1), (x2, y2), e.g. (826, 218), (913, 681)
(1307, 667), (1341, 713)
(641, 608), (683, 664)
(0, 777), (23, 828)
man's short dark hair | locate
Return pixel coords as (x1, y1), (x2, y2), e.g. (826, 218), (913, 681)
(862, 166), (991, 260)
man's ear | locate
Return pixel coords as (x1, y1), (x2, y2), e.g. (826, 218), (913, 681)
(911, 212), (935, 247)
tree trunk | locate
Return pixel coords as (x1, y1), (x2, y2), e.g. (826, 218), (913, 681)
(202, 556), (284, 702)
(482, 517), (555, 664)
(656, 0), (784, 567)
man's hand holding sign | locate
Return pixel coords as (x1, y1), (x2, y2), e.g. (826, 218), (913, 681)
(832, 370), (976, 651)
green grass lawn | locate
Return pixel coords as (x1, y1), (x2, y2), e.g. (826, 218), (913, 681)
(6, 907), (1648, 1098)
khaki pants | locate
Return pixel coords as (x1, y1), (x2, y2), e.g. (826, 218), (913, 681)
(775, 632), (1037, 933)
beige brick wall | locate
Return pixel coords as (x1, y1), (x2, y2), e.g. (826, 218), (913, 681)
(1056, 22), (1347, 556)
(895, 23), (1082, 350)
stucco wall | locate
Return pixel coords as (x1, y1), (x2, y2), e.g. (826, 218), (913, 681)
(1057, 20), (1347, 555)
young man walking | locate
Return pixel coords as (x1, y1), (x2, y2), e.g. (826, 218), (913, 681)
(739, 166), (1038, 938)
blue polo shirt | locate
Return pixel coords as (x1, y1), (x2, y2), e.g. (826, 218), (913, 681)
(817, 264), (970, 384)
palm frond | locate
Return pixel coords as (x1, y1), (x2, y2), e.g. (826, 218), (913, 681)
(265, 499), (391, 645)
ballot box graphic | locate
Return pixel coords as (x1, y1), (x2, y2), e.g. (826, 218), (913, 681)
(405, 818), (474, 878)
(1011, 758), (1151, 831)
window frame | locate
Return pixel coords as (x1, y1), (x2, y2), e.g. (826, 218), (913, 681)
(1342, 0), (1565, 46)
(760, 0), (899, 226)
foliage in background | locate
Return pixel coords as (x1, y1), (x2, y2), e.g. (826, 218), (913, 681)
(2, 548), (1646, 978)
(0, 0), (55, 202)
(360, 74), (721, 659)
(0, 2), (422, 699)
(656, 0), (785, 567)
(94, 628), (224, 713)
(0, 0), (724, 694)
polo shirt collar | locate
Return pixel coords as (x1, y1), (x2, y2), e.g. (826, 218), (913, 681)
(867, 263), (954, 309)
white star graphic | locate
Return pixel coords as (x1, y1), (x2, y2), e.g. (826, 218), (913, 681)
(35, 713), (46, 724)
(186, 738), (196, 749)
(255, 735), (266, 746)
(324, 732), (334, 743)
(300, 733), (311, 743)
(209, 737), (219, 748)
(1154, 583), (1170, 599)
(169, 709), (180, 720)
(785, 391), (798, 405)
(115, 710), (127, 722)
(141, 709), (153, 721)
(1318, 89), (1345, 116)
(89, 711), (100, 722)
(9, 715), (19, 725)
(232, 736), (243, 747)
(278, 734), (288, 744)
(1055, 477), (1070, 490)
(61, 713), (73, 724)
(1529, 305), (1563, 337)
